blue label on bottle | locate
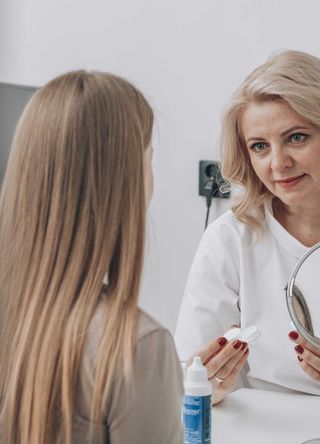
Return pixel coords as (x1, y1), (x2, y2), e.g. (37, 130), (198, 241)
(183, 394), (211, 443)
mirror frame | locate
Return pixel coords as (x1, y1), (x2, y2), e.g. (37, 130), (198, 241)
(286, 241), (320, 349)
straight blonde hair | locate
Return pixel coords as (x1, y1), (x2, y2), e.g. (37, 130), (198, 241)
(0, 70), (153, 444)
(221, 49), (320, 229)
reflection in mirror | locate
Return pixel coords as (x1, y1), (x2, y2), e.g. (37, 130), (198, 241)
(292, 284), (314, 335)
(286, 242), (320, 349)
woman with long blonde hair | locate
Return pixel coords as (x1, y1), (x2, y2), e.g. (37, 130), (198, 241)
(0, 71), (184, 443)
(175, 50), (320, 403)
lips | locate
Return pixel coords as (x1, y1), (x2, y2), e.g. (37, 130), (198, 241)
(275, 174), (306, 184)
(275, 174), (306, 188)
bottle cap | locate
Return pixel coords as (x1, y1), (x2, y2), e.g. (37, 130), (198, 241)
(186, 356), (208, 382)
(241, 325), (261, 343)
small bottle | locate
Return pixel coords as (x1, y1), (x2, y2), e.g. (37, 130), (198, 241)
(183, 356), (212, 444)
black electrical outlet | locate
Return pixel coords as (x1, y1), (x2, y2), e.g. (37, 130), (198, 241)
(199, 160), (231, 199)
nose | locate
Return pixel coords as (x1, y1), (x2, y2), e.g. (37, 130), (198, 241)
(270, 147), (293, 172)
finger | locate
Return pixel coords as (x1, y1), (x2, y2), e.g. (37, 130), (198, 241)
(209, 344), (248, 381)
(288, 331), (320, 357)
(205, 340), (244, 376)
(294, 344), (320, 372)
(210, 348), (249, 397)
(228, 343), (249, 373)
(297, 355), (320, 382)
(200, 326), (240, 365)
(199, 337), (228, 366)
(187, 336), (228, 367)
(222, 349), (249, 385)
(210, 349), (249, 406)
(231, 347), (249, 375)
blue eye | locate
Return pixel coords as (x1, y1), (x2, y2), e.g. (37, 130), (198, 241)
(290, 133), (307, 143)
(250, 142), (266, 153)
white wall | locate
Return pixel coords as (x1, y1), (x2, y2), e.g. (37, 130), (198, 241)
(1, 0), (320, 332)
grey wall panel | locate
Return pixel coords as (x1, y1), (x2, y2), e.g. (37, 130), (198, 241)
(0, 83), (36, 182)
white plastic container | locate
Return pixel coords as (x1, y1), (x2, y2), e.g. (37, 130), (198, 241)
(183, 356), (212, 444)
(223, 325), (261, 346)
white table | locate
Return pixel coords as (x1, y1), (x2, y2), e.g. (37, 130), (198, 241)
(212, 388), (320, 444)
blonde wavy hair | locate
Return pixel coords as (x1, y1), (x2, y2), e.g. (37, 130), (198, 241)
(221, 49), (320, 228)
(0, 71), (153, 444)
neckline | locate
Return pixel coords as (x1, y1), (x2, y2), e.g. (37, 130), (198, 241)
(264, 198), (310, 258)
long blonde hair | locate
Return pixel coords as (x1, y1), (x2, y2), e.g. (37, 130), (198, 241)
(221, 49), (320, 228)
(0, 70), (153, 443)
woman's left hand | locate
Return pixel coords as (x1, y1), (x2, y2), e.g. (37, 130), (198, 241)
(289, 331), (320, 382)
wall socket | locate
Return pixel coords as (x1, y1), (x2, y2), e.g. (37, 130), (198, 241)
(199, 160), (231, 199)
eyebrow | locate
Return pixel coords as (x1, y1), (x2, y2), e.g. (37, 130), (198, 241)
(246, 126), (311, 144)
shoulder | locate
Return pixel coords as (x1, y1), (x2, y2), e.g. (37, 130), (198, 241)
(190, 209), (269, 276)
(206, 209), (250, 240)
(136, 310), (178, 359)
(84, 306), (174, 361)
(84, 307), (178, 373)
(136, 309), (169, 339)
(204, 209), (265, 250)
(74, 306), (182, 413)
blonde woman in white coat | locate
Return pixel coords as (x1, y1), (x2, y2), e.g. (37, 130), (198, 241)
(175, 50), (320, 404)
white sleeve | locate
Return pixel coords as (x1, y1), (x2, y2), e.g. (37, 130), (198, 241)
(175, 225), (241, 361)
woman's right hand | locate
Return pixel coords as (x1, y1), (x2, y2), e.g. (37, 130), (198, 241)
(187, 335), (249, 405)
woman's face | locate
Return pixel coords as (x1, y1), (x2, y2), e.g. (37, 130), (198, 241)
(144, 142), (154, 207)
(241, 100), (320, 210)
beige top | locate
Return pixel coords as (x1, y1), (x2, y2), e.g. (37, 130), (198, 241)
(72, 308), (184, 444)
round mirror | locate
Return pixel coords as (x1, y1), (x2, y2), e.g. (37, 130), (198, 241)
(286, 241), (320, 349)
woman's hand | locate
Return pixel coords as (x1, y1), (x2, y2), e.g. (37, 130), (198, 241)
(187, 335), (249, 405)
(289, 331), (320, 382)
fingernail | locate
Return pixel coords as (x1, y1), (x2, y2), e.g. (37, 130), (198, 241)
(298, 356), (303, 362)
(233, 340), (241, 350)
(241, 342), (247, 350)
(218, 337), (227, 346)
(295, 345), (304, 355)
(289, 331), (299, 340)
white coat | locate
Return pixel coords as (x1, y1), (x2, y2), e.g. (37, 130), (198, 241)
(175, 199), (320, 395)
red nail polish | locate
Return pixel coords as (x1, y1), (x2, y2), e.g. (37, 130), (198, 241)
(298, 356), (303, 362)
(289, 331), (299, 340)
(218, 337), (227, 346)
(233, 340), (241, 350)
(241, 342), (247, 350)
(295, 345), (304, 355)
